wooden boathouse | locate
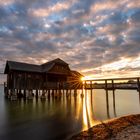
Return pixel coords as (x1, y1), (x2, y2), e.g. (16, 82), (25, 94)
(4, 58), (83, 100)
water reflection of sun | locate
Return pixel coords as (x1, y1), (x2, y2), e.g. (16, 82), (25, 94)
(82, 89), (100, 130)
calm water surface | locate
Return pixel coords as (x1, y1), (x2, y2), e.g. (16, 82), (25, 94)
(0, 85), (140, 140)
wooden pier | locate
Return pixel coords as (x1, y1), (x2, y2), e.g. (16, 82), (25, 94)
(83, 77), (140, 92)
(82, 77), (140, 118)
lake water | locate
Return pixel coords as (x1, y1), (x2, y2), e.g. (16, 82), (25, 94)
(0, 85), (140, 140)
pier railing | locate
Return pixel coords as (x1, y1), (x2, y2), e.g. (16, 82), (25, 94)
(83, 77), (140, 91)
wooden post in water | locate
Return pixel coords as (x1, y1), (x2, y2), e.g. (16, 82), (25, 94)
(105, 80), (108, 90)
(23, 90), (26, 98)
(112, 80), (114, 90)
(66, 89), (68, 97)
(4, 82), (7, 97)
(137, 78), (140, 103)
(106, 90), (110, 118)
(85, 81), (86, 90)
(74, 89), (77, 97)
(85, 81), (87, 98)
(90, 81), (92, 94)
(19, 89), (22, 98)
(112, 90), (116, 117)
(36, 89), (38, 98)
(137, 78), (140, 93)
(70, 89), (72, 99)
(48, 89), (50, 99)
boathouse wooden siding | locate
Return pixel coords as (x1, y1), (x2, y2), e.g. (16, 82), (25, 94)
(4, 58), (82, 93)
(8, 71), (43, 90)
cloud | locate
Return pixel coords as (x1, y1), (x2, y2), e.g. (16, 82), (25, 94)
(0, 0), (14, 6)
(30, 0), (76, 18)
(0, 0), (140, 78)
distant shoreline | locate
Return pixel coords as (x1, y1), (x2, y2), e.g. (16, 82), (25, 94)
(70, 114), (140, 140)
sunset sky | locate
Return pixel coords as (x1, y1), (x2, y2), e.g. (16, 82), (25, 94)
(0, 0), (140, 79)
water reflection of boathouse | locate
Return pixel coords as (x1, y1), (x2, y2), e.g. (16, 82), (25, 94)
(4, 58), (83, 99)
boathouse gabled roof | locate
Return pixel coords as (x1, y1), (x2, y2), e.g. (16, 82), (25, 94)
(42, 58), (68, 67)
(41, 58), (69, 72)
(4, 58), (69, 74)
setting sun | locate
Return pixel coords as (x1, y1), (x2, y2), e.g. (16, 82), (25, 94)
(81, 76), (93, 81)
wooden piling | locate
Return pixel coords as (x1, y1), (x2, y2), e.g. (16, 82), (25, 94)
(106, 90), (110, 118)
(48, 90), (50, 98)
(112, 80), (114, 90)
(113, 90), (116, 117)
(105, 80), (108, 90)
(74, 89), (77, 97)
(90, 81), (93, 94)
(36, 89), (38, 98)
(137, 78), (140, 93)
